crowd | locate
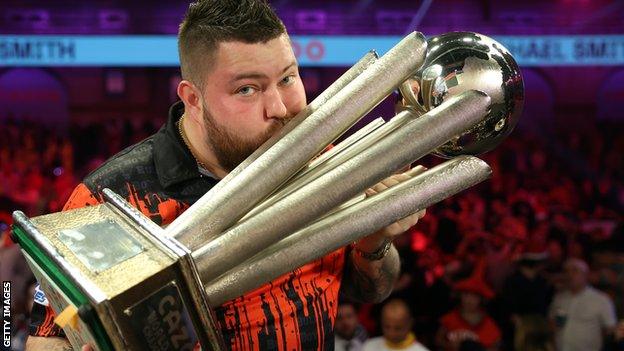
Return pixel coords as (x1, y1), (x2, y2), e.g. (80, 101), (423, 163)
(0, 114), (622, 351)
(333, 119), (623, 351)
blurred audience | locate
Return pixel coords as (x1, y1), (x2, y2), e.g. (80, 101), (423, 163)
(548, 258), (617, 351)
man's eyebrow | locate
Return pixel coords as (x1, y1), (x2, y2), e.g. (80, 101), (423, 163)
(231, 62), (297, 82)
(232, 72), (268, 82)
(280, 62), (297, 74)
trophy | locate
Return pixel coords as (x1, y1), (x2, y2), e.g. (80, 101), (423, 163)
(12, 31), (523, 350)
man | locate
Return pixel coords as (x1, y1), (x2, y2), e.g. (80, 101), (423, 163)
(500, 245), (552, 317)
(25, 1), (424, 350)
(549, 258), (617, 351)
(335, 301), (368, 351)
(363, 298), (429, 351)
(436, 269), (501, 351)
(497, 244), (553, 349)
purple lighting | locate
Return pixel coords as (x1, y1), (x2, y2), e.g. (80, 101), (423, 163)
(98, 10), (129, 31)
(5, 9), (50, 30)
(295, 10), (327, 31)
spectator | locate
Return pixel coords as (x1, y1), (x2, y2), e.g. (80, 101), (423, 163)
(437, 261), (501, 351)
(496, 243), (553, 349)
(363, 298), (429, 351)
(590, 224), (624, 319)
(335, 301), (368, 351)
(549, 258), (617, 351)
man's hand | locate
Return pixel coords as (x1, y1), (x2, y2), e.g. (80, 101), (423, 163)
(25, 336), (93, 351)
(25, 336), (74, 351)
(355, 167), (426, 253)
(341, 167), (427, 303)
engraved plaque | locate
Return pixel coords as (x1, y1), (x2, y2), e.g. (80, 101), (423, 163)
(127, 282), (198, 351)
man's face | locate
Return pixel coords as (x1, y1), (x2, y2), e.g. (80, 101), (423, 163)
(334, 304), (359, 340)
(564, 263), (587, 291)
(460, 292), (481, 312)
(199, 34), (306, 171)
(381, 309), (412, 344)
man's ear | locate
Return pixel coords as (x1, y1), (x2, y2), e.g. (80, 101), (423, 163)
(177, 80), (203, 122)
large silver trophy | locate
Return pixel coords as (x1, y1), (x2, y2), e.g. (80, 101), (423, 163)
(11, 32), (522, 350)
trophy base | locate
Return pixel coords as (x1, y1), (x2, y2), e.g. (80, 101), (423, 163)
(12, 197), (223, 351)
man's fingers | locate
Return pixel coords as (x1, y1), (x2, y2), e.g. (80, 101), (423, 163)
(364, 187), (377, 197)
(380, 176), (403, 188)
(381, 209), (427, 237)
(396, 209), (425, 231)
(400, 209), (426, 229)
(368, 178), (397, 194)
(366, 166), (427, 198)
(393, 173), (411, 183)
(404, 165), (427, 177)
(372, 174), (406, 192)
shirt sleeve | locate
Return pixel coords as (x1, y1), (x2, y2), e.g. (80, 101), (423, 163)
(62, 183), (102, 211)
(28, 183), (101, 337)
(598, 293), (617, 329)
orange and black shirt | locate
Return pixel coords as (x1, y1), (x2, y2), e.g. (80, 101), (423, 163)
(30, 101), (347, 350)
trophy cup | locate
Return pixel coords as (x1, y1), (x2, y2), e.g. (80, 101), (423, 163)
(11, 32), (522, 351)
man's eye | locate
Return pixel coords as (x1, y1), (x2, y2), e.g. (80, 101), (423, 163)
(237, 86), (256, 96)
(281, 75), (295, 85)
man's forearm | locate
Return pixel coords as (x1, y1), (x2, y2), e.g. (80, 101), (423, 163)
(340, 244), (400, 303)
(338, 173), (423, 303)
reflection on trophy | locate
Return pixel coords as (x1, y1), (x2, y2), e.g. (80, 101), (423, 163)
(11, 32), (523, 351)
(398, 32), (524, 158)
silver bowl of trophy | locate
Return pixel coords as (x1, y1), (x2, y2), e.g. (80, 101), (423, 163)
(398, 31), (524, 158)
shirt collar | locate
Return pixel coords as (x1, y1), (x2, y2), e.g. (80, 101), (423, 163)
(384, 332), (416, 350)
(153, 101), (216, 188)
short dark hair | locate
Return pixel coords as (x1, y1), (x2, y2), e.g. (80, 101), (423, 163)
(178, 0), (287, 89)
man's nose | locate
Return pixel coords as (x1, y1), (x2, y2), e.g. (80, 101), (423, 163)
(264, 87), (288, 120)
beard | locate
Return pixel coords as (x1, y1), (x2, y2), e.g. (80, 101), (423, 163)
(202, 108), (289, 172)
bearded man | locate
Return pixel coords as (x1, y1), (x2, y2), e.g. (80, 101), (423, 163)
(26, 1), (424, 350)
